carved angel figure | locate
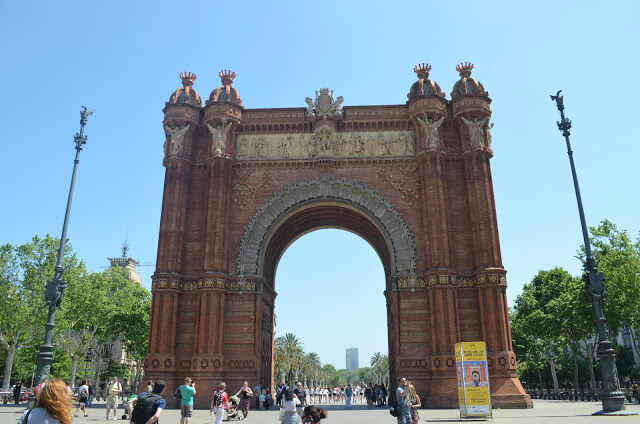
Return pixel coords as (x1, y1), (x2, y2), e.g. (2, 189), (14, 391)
(207, 118), (233, 155)
(164, 124), (191, 155)
(416, 114), (444, 149)
(486, 122), (494, 147)
(333, 96), (344, 117)
(460, 116), (489, 149)
(305, 97), (315, 117)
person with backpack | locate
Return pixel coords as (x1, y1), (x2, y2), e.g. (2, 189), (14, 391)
(210, 382), (229, 424)
(75, 380), (90, 417)
(105, 376), (123, 420)
(128, 380), (166, 424)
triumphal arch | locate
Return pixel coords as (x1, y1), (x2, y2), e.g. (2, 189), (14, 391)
(145, 63), (531, 408)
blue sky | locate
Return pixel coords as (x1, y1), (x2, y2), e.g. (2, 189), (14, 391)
(1, 1), (638, 369)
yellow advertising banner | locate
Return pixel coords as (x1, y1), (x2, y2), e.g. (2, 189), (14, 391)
(455, 341), (492, 418)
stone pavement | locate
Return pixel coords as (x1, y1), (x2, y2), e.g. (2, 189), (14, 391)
(1, 400), (639, 424)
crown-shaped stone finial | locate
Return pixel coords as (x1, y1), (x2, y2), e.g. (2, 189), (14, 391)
(414, 63), (432, 79)
(180, 71), (197, 87)
(456, 62), (474, 78)
(219, 69), (237, 85)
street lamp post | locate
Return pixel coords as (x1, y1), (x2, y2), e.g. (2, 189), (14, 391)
(550, 91), (627, 414)
(33, 106), (93, 387)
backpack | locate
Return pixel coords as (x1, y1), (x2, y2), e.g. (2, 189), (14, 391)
(131, 393), (162, 424)
(212, 390), (224, 408)
(389, 397), (401, 417)
(21, 409), (33, 424)
(174, 386), (182, 401)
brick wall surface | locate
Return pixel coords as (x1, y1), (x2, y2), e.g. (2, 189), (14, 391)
(145, 92), (531, 409)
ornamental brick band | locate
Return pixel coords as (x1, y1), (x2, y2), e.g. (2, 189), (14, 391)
(146, 65), (532, 409)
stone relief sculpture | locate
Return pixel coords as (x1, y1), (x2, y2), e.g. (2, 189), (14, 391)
(235, 130), (414, 160)
(206, 117), (233, 155)
(461, 116), (489, 149)
(416, 113), (444, 149)
(305, 88), (344, 119)
(164, 124), (191, 155)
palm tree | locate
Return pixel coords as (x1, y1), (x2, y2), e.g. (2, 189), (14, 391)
(370, 352), (389, 385)
(274, 333), (305, 384)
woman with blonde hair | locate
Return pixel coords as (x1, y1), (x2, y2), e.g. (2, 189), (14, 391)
(20, 378), (72, 424)
(408, 383), (421, 424)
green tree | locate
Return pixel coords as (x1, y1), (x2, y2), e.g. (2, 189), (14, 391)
(549, 273), (596, 396)
(510, 308), (547, 387)
(274, 333), (304, 384)
(369, 352), (389, 386)
(0, 235), (82, 390)
(589, 220), (640, 357)
(57, 267), (137, 387)
(512, 268), (579, 392)
(106, 277), (150, 389)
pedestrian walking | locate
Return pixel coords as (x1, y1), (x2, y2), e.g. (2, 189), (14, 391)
(147, 380), (154, 394)
(178, 377), (196, 424)
(87, 381), (94, 408)
(128, 380), (166, 424)
(210, 382), (229, 424)
(75, 380), (90, 417)
(13, 382), (22, 405)
(234, 381), (253, 419)
(345, 384), (352, 408)
(20, 379), (72, 424)
(105, 376), (123, 420)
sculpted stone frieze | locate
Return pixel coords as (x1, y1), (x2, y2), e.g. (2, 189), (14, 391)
(236, 130), (415, 160)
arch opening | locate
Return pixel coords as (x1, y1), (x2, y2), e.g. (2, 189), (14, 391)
(262, 207), (393, 393)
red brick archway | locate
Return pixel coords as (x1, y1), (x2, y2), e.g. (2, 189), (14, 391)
(145, 65), (532, 408)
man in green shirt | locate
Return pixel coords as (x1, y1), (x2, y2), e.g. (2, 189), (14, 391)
(179, 377), (196, 424)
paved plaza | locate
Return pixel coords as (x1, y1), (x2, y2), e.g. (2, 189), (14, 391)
(1, 400), (639, 424)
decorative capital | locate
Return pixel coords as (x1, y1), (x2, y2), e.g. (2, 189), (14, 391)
(414, 63), (432, 79)
(456, 62), (474, 78)
(219, 69), (237, 85)
(180, 71), (197, 87)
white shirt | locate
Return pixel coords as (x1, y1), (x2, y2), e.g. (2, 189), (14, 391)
(283, 397), (300, 412)
(78, 384), (89, 397)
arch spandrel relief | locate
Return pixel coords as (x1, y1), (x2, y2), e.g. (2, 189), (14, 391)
(236, 174), (418, 279)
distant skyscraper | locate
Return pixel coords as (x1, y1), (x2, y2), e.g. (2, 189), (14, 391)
(346, 347), (359, 371)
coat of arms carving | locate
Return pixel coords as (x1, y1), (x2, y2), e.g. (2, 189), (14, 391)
(305, 88), (344, 120)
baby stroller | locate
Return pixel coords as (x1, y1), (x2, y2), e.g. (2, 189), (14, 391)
(226, 395), (242, 421)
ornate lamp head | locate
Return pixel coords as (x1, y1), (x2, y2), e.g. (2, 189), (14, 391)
(414, 63), (432, 80)
(219, 69), (237, 86)
(456, 62), (474, 78)
(180, 71), (197, 87)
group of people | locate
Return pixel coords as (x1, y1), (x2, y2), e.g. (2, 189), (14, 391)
(273, 383), (388, 408)
(205, 380), (327, 424)
(16, 375), (428, 424)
